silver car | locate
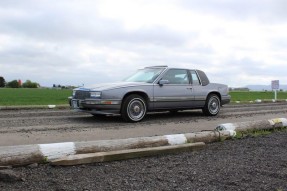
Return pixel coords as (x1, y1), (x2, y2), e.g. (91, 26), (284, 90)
(69, 66), (231, 122)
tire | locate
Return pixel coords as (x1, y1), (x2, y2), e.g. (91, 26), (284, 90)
(202, 94), (220, 116)
(121, 94), (147, 122)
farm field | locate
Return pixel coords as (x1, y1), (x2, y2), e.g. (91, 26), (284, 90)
(0, 88), (72, 106)
(0, 88), (286, 106)
(229, 91), (287, 102)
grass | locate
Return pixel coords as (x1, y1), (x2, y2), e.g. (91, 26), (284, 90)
(234, 127), (287, 139)
(234, 129), (272, 139)
(0, 88), (286, 106)
(229, 91), (287, 102)
(0, 88), (72, 106)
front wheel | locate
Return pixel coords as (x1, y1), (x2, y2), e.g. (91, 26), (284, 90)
(121, 94), (147, 122)
(202, 94), (220, 116)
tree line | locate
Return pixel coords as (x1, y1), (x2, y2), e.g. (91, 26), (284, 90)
(0, 76), (39, 88)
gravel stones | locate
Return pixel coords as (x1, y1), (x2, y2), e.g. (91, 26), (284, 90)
(0, 170), (24, 182)
(0, 131), (286, 190)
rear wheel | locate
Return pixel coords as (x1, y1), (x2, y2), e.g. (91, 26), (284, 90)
(202, 94), (220, 116)
(121, 94), (147, 122)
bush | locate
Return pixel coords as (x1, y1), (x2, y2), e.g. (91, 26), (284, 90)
(22, 80), (39, 88)
(6, 80), (21, 88)
(0, 76), (5, 87)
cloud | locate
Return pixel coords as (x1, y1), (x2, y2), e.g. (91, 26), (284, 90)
(0, 0), (286, 88)
(180, 0), (287, 23)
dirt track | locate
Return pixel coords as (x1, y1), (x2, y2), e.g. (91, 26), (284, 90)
(0, 103), (287, 190)
(0, 102), (286, 146)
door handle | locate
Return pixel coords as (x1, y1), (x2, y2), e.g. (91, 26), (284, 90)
(187, 87), (193, 90)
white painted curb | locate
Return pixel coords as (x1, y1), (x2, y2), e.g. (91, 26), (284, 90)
(216, 118), (287, 131)
(39, 142), (76, 160)
(164, 134), (187, 145)
(0, 131), (232, 166)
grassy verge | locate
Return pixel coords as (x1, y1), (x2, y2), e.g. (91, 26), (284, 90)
(0, 88), (72, 106)
(229, 91), (287, 102)
(234, 127), (287, 139)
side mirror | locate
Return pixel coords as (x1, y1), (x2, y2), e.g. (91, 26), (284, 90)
(159, 79), (169, 86)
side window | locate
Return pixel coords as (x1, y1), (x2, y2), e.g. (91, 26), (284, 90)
(190, 70), (200, 85)
(162, 69), (189, 84)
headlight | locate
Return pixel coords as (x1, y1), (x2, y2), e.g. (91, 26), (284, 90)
(72, 90), (76, 97)
(90, 91), (101, 98)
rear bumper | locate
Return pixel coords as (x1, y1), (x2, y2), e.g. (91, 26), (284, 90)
(221, 95), (231, 105)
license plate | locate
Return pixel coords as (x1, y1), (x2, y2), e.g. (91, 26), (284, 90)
(72, 100), (79, 109)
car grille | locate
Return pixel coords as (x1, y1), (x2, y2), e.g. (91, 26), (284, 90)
(74, 91), (90, 99)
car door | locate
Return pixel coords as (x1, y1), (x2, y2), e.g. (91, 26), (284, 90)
(152, 69), (194, 109)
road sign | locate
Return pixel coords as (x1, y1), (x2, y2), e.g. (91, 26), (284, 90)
(271, 80), (279, 90)
(271, 80), (279, 101)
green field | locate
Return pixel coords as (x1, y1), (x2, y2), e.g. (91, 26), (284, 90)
(0, 88), (72, 106)
(0, 88), (286, 106)
(229, 91), (287, 102)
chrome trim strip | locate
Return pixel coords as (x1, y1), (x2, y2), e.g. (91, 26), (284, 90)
(152, 97), (193, 102)
(73, 99), (121, 105)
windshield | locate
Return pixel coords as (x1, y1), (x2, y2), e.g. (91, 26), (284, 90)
(123, 68), (165, 83)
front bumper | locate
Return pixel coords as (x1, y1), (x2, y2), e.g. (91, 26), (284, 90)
(69, 98), (122, 115)
(221, 95), (231, 105)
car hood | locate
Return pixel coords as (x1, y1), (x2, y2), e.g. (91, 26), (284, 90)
(75, 82), (150, 91)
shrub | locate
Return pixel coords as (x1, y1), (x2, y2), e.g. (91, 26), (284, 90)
(0, 76), (5, 87)
(6, 80), (21, 88)
(22, 80), (39, 88)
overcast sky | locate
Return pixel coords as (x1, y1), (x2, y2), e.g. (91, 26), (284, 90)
(0, 0), (287, 87)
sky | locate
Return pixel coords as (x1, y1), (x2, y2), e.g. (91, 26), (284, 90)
(0, 0), (287, 88)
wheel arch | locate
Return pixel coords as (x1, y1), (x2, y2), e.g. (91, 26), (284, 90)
(121, 91), (150, 110)
(207, 91), (221, 101)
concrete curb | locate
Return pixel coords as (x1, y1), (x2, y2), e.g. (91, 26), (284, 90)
(231, 99), (287, 104)
(0, 117), (286, 166)
(51, 142), (206, 166)
(0, 105), (70, 110)
(216, 118), (287, 132)
(0, 131), (233, 166)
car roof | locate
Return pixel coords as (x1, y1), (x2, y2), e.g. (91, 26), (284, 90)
(144, 66), (198, 71)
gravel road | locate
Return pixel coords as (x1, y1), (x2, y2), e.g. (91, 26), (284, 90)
(0, 102), (286, 146)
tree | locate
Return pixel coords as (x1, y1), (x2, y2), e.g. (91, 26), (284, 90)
(22, 80), (39, 88)
(0, 76), (5, 87)
(6, 80), (20, 88)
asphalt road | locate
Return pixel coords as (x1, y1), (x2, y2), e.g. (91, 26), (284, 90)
(0, 102), (286, 146)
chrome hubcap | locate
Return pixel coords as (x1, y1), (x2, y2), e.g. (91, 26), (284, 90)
(133, 105), (140, 113)
(211, 102), (217, 108)
(209, 97), (220, 114)
(127, 98), (146, 121)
